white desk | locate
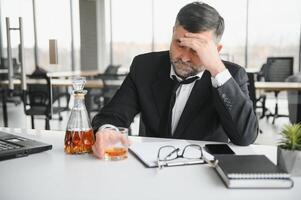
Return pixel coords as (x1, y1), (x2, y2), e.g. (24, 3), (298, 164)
(47, 70), (104, 78)
(0, 127), (299, 200)
(255, 82), (301, 91)
(0, 69), (8, 74)
(0, 78), (105, 89)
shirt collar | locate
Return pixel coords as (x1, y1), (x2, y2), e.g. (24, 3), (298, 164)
(170, 65), (204, 82)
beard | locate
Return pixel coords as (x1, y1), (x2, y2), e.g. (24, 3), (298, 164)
(169, 50), (204, 79)
(170, 58), (204, 79)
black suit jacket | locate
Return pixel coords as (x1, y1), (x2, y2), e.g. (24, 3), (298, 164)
(92, 51), (258, 145)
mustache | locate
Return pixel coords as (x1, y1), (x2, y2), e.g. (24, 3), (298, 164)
(171, 59), (193, 68)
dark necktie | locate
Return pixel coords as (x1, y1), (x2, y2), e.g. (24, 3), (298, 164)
(168, 75), (199, 135)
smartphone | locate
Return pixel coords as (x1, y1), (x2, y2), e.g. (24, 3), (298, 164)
(204, 144), (235, 155)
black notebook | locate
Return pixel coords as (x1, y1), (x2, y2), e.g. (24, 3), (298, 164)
(214, 155), (294, 189)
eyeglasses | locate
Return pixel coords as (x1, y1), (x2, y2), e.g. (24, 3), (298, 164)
(157, 144), (218, 169)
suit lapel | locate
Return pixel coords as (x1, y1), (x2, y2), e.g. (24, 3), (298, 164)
(173, 70), (212, 138)
(152, 75), (173, 118)
(151, 55), (174, 138)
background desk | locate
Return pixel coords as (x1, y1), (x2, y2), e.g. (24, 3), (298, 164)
(0, 127), (299, 200)
(0, 78), (105, 89)
(47, 70), (104, 78)
(0, 69), (8, 74)
(0, 78), (123, 127)
(255, 82), (301, 91)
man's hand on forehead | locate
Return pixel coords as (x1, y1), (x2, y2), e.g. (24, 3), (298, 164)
(178, 31), (225, 77)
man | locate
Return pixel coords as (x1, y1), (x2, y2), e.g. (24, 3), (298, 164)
(92, 2), (258, 159)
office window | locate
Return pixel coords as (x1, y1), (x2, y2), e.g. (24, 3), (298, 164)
(111, 0), (247, 69)
(111, 0), (153, 68)
(71, 0), (81, 71)
(208, 0), (247, 67)
(35, 0), (72, 72)
(0, 0), (35, 73)
(153, 0), (191, 51)
(109, 0), (300, 71)
(248, 0), (301, 71)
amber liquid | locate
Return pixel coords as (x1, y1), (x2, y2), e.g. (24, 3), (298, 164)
(104, 147), (128, 160)
(64, 129), (95, 154)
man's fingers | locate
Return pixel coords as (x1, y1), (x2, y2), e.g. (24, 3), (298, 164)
(184, 32), (211, 40)
(92, 144), (103, 159)
(184, 32), (201, 39)
(92, 130), (129, 159)
(92, 132), (108, 159)
(119, 133), (130, 147)
(180, 37), (206, 46)
(179, 38), (203, 52)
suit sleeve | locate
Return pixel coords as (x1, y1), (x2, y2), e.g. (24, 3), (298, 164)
(213, 67), (258, 146)
(91, 59), (140, 133)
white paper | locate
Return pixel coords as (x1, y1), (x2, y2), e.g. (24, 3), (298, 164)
(129, 141), (215, 167)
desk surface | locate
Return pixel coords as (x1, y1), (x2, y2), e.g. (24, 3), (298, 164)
(0, 77), (126, 89)
(51, 79), (104, 88)
(47, 69), (129, 78)
(255, 82), (301, 91)
(0, 127), (299, 200)
(47, 70), (104, 78)
(0, 79), (105, 89)
(2, 78), (300, 91)
(0, 69), (8, 74)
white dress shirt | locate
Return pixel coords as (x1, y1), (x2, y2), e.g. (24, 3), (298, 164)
(170, 66), (232, 135)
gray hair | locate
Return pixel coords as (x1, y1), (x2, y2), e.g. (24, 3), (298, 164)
(175, 2), (225, 42)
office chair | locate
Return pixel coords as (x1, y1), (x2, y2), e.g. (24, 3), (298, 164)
(259, 57), (294, 124)
(22, 73), (70, 130)
(0, 57), (22, 105)
(88, 65), (126, 115)
(247, 72), (256, 110)
(99, 73), (127, 106)
(286, 73), (301, 124)
(0, 57), (21, 74)
(89, 73), (127, 114)
(104, 64), (121, 74)
(254, 64), (268, 118)
(247, 72), (262, 133)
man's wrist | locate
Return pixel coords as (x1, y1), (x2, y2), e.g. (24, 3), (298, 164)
(209, 62), (226, 77)
(211, 68), (231, 88)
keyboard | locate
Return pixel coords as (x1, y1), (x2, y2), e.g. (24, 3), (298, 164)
(0, 140), (21, 152)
